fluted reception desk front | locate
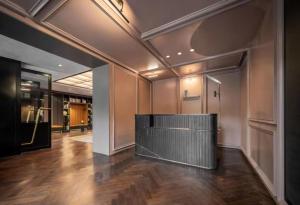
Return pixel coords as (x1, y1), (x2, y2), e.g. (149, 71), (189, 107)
(135, 114), (218, 169)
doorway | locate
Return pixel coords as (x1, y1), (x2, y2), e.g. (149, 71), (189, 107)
(20, 69), (52, 152)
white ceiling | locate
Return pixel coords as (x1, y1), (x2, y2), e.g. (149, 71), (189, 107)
(0, 0), (271, 81)
(0, 34), (91, 80)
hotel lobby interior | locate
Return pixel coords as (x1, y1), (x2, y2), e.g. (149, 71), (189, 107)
(0, 0), (298, 204)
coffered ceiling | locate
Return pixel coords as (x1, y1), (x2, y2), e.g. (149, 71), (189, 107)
(0, 0), (270, 81)
(123, 0), (220, 33)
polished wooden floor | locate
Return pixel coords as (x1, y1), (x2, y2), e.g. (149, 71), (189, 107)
(0, 131), (275, 205)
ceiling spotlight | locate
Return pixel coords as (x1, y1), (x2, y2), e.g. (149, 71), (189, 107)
(58, 64), (63, 67)
(190, 48), (195, 52)
(177, 52), (182, 55)
(166, 55), (170, 58)
(148, 75), (158, 78)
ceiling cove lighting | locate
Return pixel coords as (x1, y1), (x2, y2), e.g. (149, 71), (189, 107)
(147, 64), (159, 70)
(148, 75), (158, 78)
(177, 52), (182, 55)
(56, 71), (93, 90)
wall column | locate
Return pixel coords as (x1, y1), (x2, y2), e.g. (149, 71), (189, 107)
(93, 64), (110, 155)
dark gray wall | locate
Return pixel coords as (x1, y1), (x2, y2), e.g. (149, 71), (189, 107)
(285, 1), (300, 204)
(0, 57), (21, 157)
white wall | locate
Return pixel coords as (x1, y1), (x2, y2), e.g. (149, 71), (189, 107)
(92, 65), (110, 155)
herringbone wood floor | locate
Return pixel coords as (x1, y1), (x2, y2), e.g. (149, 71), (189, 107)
(0, 131), (275, 205)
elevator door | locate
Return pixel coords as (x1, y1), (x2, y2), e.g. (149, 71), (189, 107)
(20, 70), (51, 152)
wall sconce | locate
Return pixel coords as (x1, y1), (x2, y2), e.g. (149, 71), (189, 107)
(110, 0), (123, 12)
(109, 0), (129, 22)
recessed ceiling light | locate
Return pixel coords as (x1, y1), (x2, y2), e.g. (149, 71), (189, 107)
(58, 64), (63, 67)
(166, 55), (170, 58)
(190, 48), (195, 52)
(148, 75), (158, 78)
(177, 52), (182, 55)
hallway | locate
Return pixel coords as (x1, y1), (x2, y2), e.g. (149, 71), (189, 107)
(0, 134), (275, 205)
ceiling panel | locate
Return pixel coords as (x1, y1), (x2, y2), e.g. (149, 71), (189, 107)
(140, 68), (177, 81)
(206, 52), (243, 70)
(45, 0), (163, 71)
(1, 0), (39, 13)
(148, 2), (265, 67)
(150, 22), (205, 65)
(123, 0), (220, 32)
(56, 71), (93, 90)
(191, 2), (264, 56)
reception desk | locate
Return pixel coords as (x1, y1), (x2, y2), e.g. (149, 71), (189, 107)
(135, 114), (218, 169)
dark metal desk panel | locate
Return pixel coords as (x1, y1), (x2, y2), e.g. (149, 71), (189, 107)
(135, 114), (218, 169)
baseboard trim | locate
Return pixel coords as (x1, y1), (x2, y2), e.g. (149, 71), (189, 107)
(240, 149), (277, 202)
(110, 143), (135, 155)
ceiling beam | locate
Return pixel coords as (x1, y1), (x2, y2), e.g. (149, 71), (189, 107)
(141, 0), (251, 41)
(92, 0), (171, 69)
(170, 48), (249, 69)
(29, 0), (50, 17)
(201, 65), (239, 74)
(178, 65), (239, 79)
(92, 0), (182, 77)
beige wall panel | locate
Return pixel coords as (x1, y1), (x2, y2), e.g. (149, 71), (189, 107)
(180, 76), (202, 114)
(240, 63), (248, 151)
(249, 43), (274, 121)
(138, 78), (151, 114)
(210, 70), (241, 148)
(243, 1), (276, 194)
(250, 126), (274, 183)
(249, 1), (275, 121)
(114, 65), (137, 149)
(152, 78), (178, 114)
